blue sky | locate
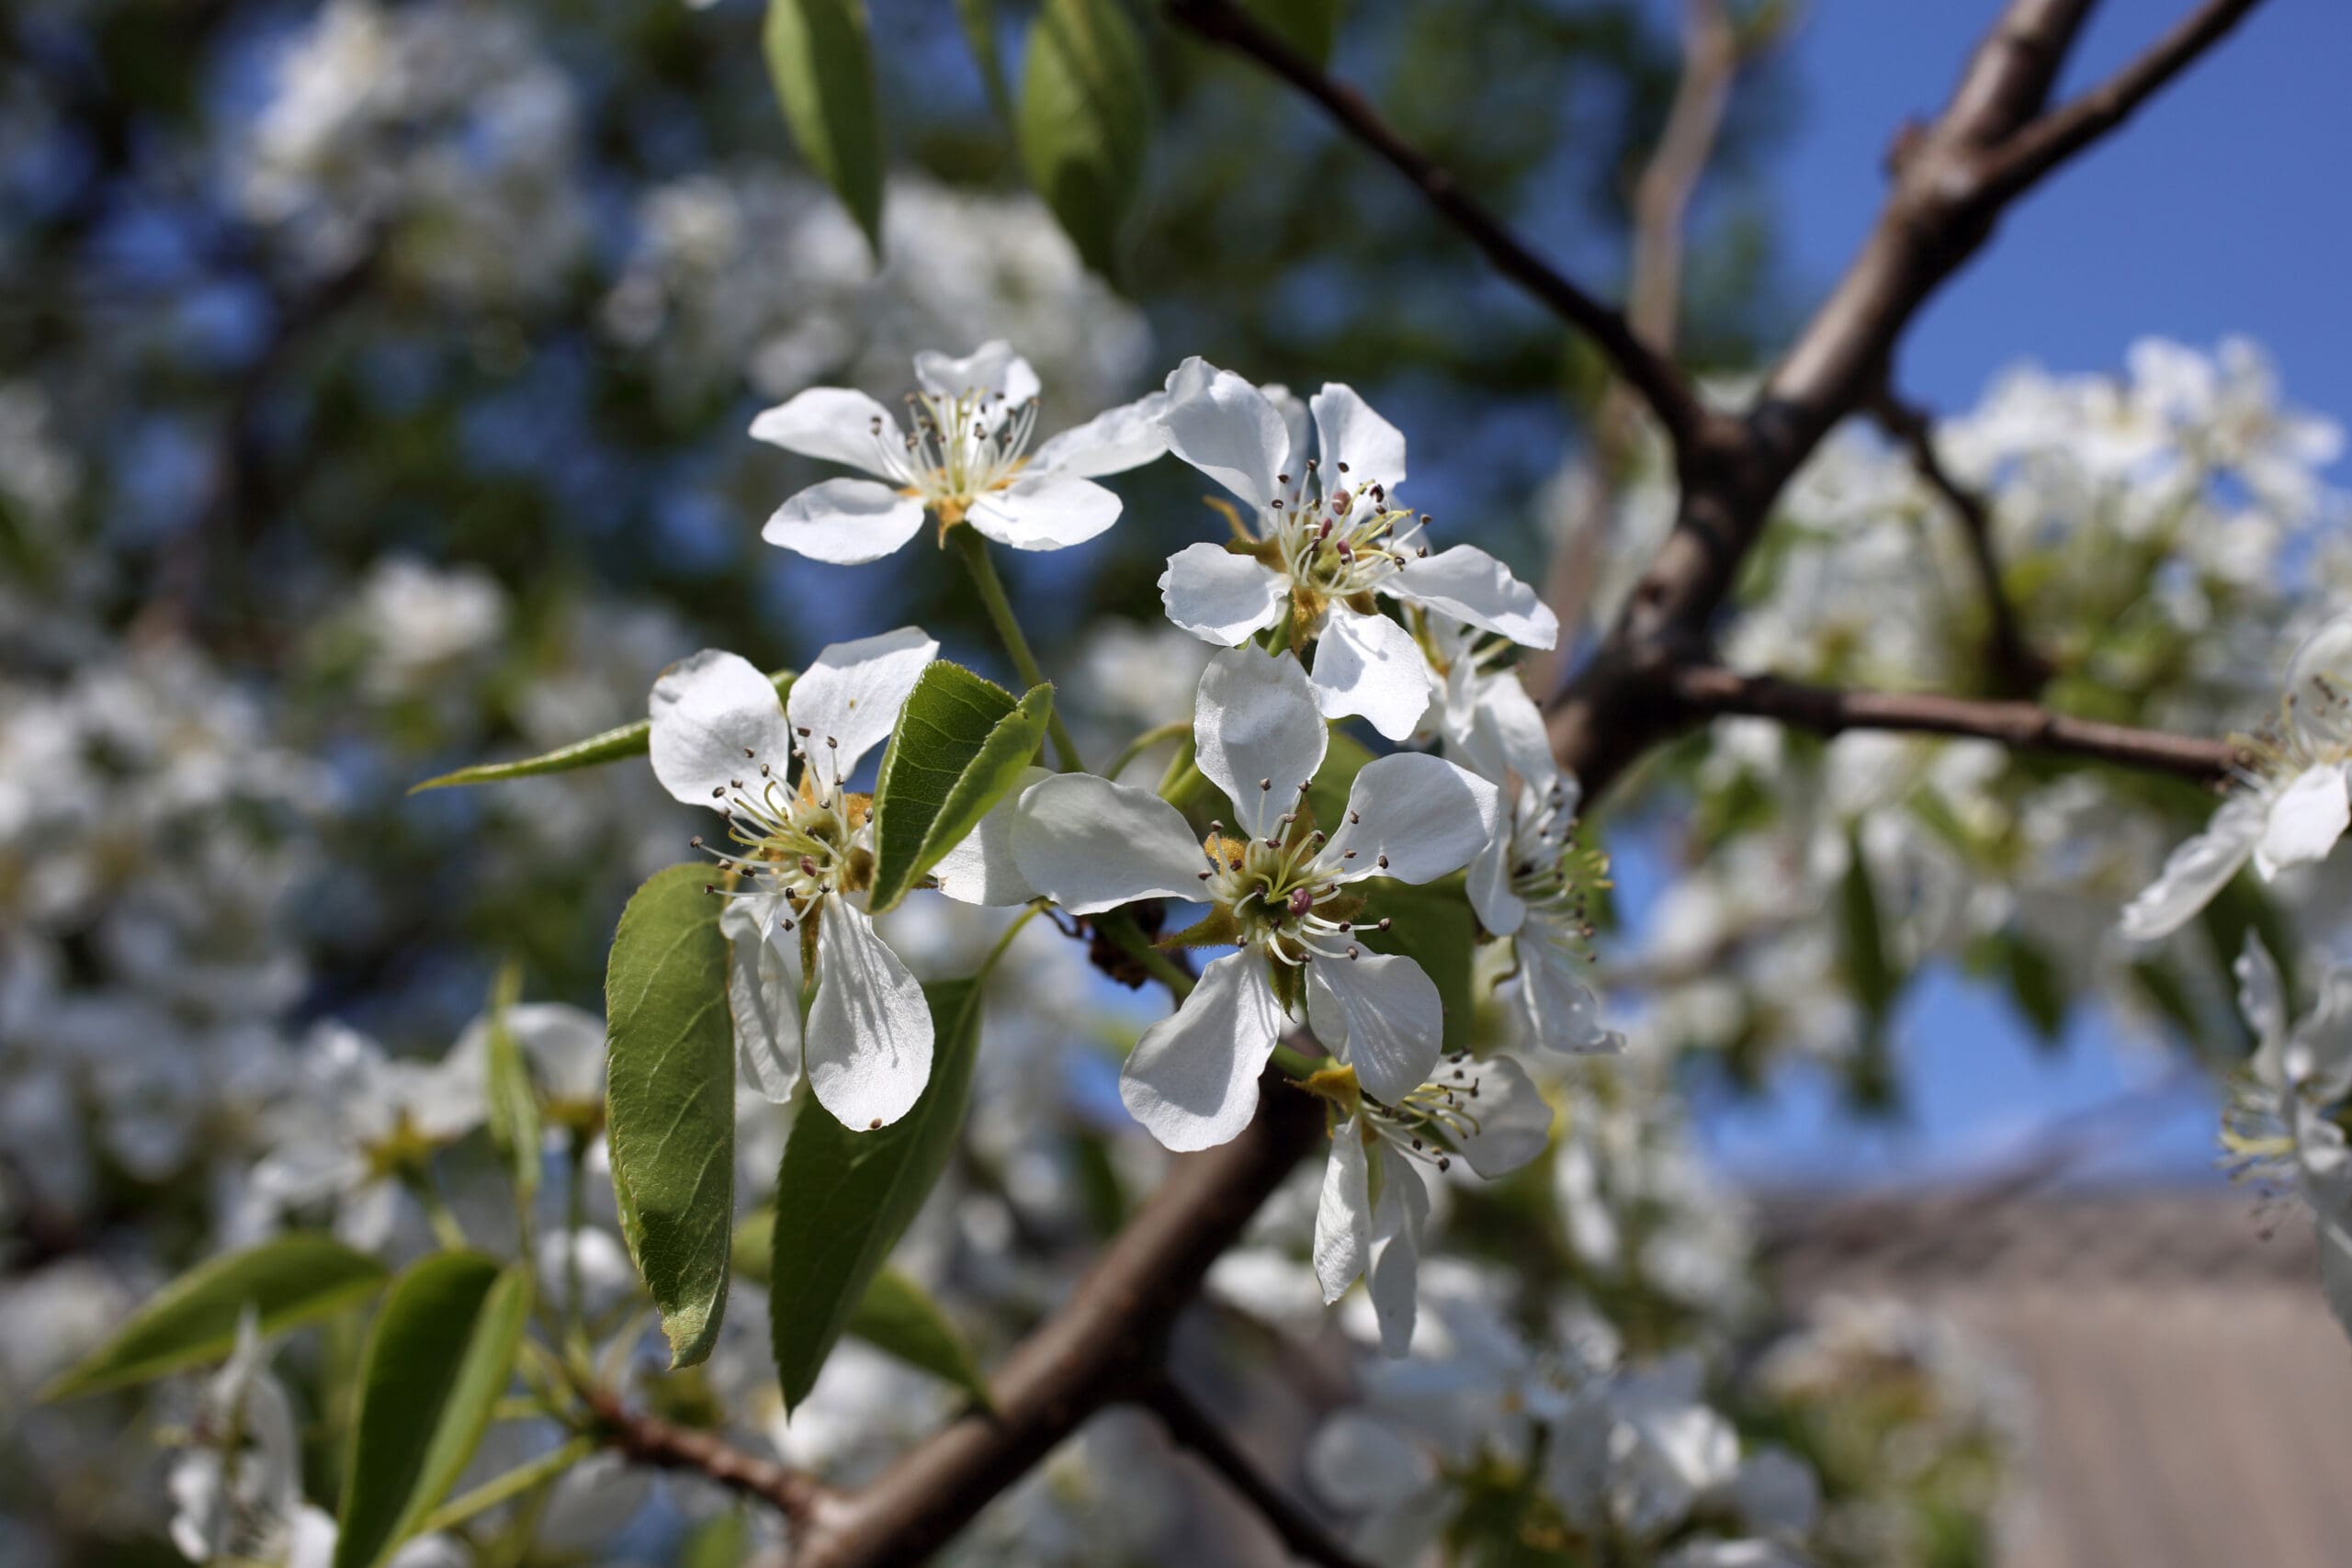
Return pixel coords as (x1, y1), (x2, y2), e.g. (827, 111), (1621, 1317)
(1689, 0), (2349, 1190)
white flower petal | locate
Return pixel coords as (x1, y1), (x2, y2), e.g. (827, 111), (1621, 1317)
(497, 1003), (607, 1109)
(1159, 543), (1287, 644)
(1010, 773), (1208, 915)
(1329, 752), (1499, 885)
(1162, 355), (1288, 512)
(1393, 545), (1558, 649)
(762, 478), (928, 565)
(1467, 828), (1525, 935)
(1265, 384), (1312, 477)
(1030, 390), (1170, 477)
(2236, 931), (2288, 1066)
(805, 899), (933, 1130)
(1309, 382), (1408, 490)
(650, 649), (794, 807)
(1518, 931), (1622, 1054)
(1306, 953), (1444, 1104)
(1313, 1118), (1373, 1303)
(2119, 790), (2265, 941)
(1453, 1055), (1552, 1179)
(913, 340), (1040, 403)
(748, 387), (899, 477)
(723, 898), (803, 1102)
(967, 469), (1122, 551)
(1194, 645), (1330, 831)
(1445, 655), (1557, 787)
(1312, 607), (1435, 741)
(933, 765), (1051, 907)
(2285, 608), (2352, 753)
(787, 626), (939, 778)
(1119, 951), (1286, 1151)
(2256, 764), (2350, 878)
(1367, 1162), (1428, 1357)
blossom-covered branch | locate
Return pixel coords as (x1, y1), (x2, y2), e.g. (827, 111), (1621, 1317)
(1161, 0), (1715, 452)
(1668, 665), (2245, 784)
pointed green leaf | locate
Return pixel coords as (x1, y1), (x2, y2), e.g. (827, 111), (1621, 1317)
(1246, 0), (1342, 65)
(411, 671), (794, 793)
(956, 0), (1012, 122)
(605, 864), (736, 1369)
(1838, 826), (1900, 1026)
(482, 961), (542, 1205)
(844, 1267), (991, 1408)
(765, 0), (888, 257)
(40, 1235), (390, 1401)
(770, 978), (984, 1413)
(1016, 0), (1150, 276)
(868, 662), (1053, 912)
(334, 1255), (532, 1568)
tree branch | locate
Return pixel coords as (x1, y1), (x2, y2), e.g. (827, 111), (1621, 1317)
(1528, 0), (1747, 694)
(1548, 0), (2268, 802)
(582, 1385), (835, 1524)
(1137, 1376), (1371, 1568)
(1973, 0), (2266, 206)
(1163, 0), (1716, 452)
(1869, 389), (2049, 695)
(1668, 665), (2244, 783)
(788, 1069), (1326, 1568)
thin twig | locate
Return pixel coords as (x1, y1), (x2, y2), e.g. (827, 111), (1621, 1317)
(1973, 0), (2267, 205)
(1137, 1376), (1372, 1568)
(1869, 389), (2049, 695)
(1163, 0), (1714, 451)
(1668, 665), (2244, 784)
(582, 1386), (835, 1523)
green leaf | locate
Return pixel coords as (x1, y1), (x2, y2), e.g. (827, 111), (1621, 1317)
(482, 961), (542, 1205)
(605, 864), (737, 1369)
(40, 1236), (390, 1401)
(771, 978), (985, 1413)
(679, 1511), (752, 1568)
(845, 1267), (990, 1408)
(730, 1208), (777, 1283)
(1356, 877), (1478, 1052)
(1016, 0), (1150, 276)
(1995, 931), (2068, 1046)
(1245, 0), (1342, 65)
(956, 0), (1012, 122)
(868, 662), (1052, 912)
(764, 0), (888, 258)
(334, 1255), (532, 1568)
(411, 670), (794, 793)
(1838, 827), (1901, 1026)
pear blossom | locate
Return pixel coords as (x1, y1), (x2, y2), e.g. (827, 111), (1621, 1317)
(1418, 613), (1558, 787)
(1544, 1353), (1743, 1540)
(1009, 645), (1499, 1149)
(1311, 1051), (1553, 1354)
(650, 627), (938, 1130)
(2222, 935), (2352, 1224)
(1155, 356), (1558, 739)
(1467, 773), (1622, 1053)
(2121, 609), (2352, 940)
(751, 341), (1168, 563)
(248, 1023), (484, 1247)
(167, 1316), (315, 1566)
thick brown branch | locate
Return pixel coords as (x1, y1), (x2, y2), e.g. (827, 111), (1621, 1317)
(1668, 665), (2244, 784)
(1138, 1377), (1371, 1568)
(789, 1070), (1326, 1568)
(583, 1385), (835, 1523)
(1549, 0), (2267, 801)
(1974, 0), (2266, 205)
(1164, 0), (1715, 452)
(1870, 389), (2048, 695)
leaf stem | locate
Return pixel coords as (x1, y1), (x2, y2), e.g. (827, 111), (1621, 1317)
(418, 1435), (596, 1535)
(1096, 914), (1196, 999)
(950, 527), (1086, 773)
(399, 1164), (470, 1251)
(1102, 719), (1192, 783)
